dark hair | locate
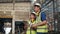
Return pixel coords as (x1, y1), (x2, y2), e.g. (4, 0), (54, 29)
(30, 13), (36, 20)
(34, 5), (40, 7)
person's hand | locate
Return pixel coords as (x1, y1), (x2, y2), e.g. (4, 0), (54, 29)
(24, 24), (28, 30)
(31, 24), (37, 29)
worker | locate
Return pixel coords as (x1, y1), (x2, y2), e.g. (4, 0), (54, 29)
(26, 13), (37, 34)
(31, 3), (48, 34)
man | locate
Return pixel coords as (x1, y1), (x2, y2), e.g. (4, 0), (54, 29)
(31, 3), (48, 34)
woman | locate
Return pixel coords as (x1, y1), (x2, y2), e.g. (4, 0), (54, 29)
(26, 13), (37, 34)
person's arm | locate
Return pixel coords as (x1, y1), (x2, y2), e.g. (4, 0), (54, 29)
(37, 20), (47, 26)
(32, 12), (47, 27)
(32, 20), (47, 28)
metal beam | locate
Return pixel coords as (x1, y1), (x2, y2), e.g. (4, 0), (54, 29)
(12, 0), (15, 34)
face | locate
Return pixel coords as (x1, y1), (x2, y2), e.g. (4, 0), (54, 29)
(30, 14), (35, 19)
(34, 6), (40, 12)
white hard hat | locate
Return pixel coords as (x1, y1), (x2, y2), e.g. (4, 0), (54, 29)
(32, 12), (36, 14)
(34, 3), (41, 7)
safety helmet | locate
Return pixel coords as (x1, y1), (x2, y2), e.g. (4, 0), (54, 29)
(34, 3), (41, 7)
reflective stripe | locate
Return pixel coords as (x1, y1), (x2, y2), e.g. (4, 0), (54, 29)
(37, 25), (48, 32)
(37, 27), (48, 32)
(37, 29), (48, 32)
(37, 28), (48, 29)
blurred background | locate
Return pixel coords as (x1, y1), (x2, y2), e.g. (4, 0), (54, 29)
(0, 0), (60, 34)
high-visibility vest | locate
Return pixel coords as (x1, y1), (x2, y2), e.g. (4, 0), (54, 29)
(35, 12), (48, 33)
(26, 20), (37, 34)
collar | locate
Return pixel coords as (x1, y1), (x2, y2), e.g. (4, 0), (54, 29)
(30, 19), (36, 23)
